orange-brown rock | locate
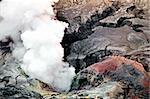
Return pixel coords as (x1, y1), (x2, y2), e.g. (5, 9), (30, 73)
(90, 56), (145, 73)
(72, 56), (149, 98)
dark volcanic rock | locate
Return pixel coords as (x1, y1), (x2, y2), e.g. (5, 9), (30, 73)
(55, 1), (150, 98)
(0, 37), (13, 56)
(67, 49), (112, 73)
(66, 26), (149, 73)
(57, 1), (150, 74)
(59, 1), (124, 59)
(125, 44), (150, 72)
(71, 56), (149, 98)
(0, 45), (41, 99)
(0, 84), (42, 99)
(0, 0), (149, 98)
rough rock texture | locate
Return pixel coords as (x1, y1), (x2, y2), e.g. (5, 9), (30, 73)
(0, 0), (149, 98)
(40, 81), (124, 99)
(55, 0), (149, 98)
(57, 0), (150, 73)
(71, 56), (149, 98)
(0, 40), (42, 98)
(0, 84), (42, 99)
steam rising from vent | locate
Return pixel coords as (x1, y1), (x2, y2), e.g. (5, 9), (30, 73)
(0, 0), (75, 91)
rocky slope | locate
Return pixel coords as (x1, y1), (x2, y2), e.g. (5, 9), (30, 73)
(0, 0), (149, 98)
(55, 0), (150, 98)
(56, 0), (150, 72)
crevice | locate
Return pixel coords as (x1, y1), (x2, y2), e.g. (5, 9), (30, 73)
(57, 2), (149, 74)
(0, 37), (13, 56)
(60, 1), (122, 60)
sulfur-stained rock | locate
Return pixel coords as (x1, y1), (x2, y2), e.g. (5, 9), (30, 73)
(90, 56), (145, 73)
(0, 0), (149, 98)
(42, 81), (124, 99)
(71, 56), (149, 98)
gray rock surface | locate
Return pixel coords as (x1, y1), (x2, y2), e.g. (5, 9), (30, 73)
(0, 0), (149, 98)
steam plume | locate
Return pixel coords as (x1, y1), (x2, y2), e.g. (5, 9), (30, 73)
(0, 0), (75, 91)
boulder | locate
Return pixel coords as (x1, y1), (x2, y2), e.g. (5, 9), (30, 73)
(71, 56), (149, 98)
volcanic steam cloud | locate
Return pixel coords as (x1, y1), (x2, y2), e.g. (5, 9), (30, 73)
(0, 0), (75, 91)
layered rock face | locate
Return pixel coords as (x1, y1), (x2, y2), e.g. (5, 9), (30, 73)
(56, 0), (146, 7)
(56, 0), (150, 72)
(55, 0), (149, 98)
(0, 0), (149, 98)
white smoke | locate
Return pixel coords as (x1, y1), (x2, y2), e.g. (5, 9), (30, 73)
(0, 0), (76, 91)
